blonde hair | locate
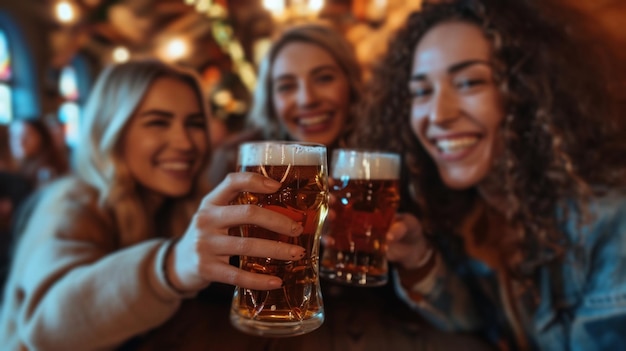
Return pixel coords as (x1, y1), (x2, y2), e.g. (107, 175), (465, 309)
(74, 59), (211, 246)
(247, 23), (363, 146)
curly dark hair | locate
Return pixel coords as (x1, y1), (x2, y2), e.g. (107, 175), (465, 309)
(357, 0), (626, 277)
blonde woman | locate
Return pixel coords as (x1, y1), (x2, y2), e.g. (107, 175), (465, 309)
(0, 59), (305, 350)
(208, 22), (363, 187)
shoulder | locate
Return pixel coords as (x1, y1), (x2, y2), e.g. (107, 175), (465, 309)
(561, 190), (626, 246)
(23, 176), (115, 243)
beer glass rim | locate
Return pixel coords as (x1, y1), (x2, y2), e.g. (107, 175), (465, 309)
(332, 148), (401, 160)
(240, 141), (326, 148)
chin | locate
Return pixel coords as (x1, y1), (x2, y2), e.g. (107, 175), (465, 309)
(440, 172), (483, 190)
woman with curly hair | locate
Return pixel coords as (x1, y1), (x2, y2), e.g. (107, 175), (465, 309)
(0, 59), (308, 350)
(358, 0), (626, 349)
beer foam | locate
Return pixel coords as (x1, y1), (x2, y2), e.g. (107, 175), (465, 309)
(238, 142), (327, 166)
(331, 150), (400, 179)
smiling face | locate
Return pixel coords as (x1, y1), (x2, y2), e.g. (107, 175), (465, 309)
(409, 21), (505, 190)
(121, 77), (209, 199)
(271, 41), (351, 146)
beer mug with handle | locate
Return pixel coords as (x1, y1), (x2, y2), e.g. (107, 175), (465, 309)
(321, 149), (401, 287)
(229, 141), (329, 337)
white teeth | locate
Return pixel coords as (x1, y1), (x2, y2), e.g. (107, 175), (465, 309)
(436, 137), (479, 153)
(160, 162), (191, 171)
(299, 114), (329, 126)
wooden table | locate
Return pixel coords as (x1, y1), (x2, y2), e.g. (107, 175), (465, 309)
(129, 279), (493, 351)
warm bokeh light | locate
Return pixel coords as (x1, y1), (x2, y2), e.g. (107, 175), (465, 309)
(309, 0), (324, 12)
(162, 38), (189, 61)
(112, 46), (130, 63)
(55, 1), (77, 24)
(263, 0), (286, 15)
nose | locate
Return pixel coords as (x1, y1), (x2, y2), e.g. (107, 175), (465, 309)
(296, 81), (318, 107)
(170, 122), (194, 151)
(429, 86), (460, 125)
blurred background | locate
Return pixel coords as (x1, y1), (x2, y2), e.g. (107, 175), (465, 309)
(0, 0), (625, 151)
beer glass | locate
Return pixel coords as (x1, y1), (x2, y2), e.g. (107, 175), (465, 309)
(229, 141), (329, 337)
(320, 149), (401, 287)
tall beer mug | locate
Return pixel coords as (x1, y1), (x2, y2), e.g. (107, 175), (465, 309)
(320, 149), (401, 287)
(229, 141), (329, 337)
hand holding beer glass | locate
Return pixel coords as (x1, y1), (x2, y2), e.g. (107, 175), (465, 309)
(229, 141), (329, 337)
(320, 149), (401, 286)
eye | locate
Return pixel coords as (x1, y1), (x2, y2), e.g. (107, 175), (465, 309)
(409, 85), (433, 102)
(454, 77), (488, 92)
(187, 117), (207, 129)
(144, 118), (170, 127)
(275, 81), (296, 94)
(315, 73), (336, 84)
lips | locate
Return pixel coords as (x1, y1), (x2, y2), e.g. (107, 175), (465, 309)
(295, 113), (333, 133)
(433, 135), (479, 154)
(159, 162), (192, 171)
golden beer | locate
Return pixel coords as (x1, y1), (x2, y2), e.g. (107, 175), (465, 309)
(320, 150), (400, 286)
(230, 142), (328, 337)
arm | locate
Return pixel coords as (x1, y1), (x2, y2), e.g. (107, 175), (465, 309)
(388, 213), (483, 332)
(564, 198), (626, 350)
(3, 182), (182, 350)
(2, 173), (307, 350)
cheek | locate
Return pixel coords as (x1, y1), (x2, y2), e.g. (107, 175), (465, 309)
(192, 131), (209, 155)
(330, 82), (351, 111)
(409, 108), (425, 141)
(273, 94), (290, 122)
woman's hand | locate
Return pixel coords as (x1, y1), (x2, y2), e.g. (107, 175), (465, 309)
(167, 172), (306, 293)
(386, 213), (432, 270)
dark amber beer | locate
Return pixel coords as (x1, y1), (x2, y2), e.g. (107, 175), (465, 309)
(229, 142), (328, 337)
(321, 150), (400, 286)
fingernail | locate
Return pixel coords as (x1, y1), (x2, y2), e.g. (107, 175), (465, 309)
(290, 247), (306, 259)
(264, 178), (280, 189)
(268, 279), (282, 288)
(291, 222), (303, 235)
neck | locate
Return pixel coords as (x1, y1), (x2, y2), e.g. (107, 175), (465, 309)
(140, 189), (165, 217)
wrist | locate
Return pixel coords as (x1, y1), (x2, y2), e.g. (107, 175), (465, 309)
(163, 237), (188, 294)
(397, 246), (438, 291)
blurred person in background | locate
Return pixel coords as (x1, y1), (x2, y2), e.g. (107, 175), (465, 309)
(0, 125), (31, 297)
(0, 59), (310, 350)
(8, 118), (70, 189)
(358, 0), (626, 349)
(207, 22), (363, 188)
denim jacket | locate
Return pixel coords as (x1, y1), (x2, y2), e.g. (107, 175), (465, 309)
(394, 193), (626, 350)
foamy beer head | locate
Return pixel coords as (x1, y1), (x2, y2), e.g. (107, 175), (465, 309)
(331, 150), (400, 179)
(238, 142), (327, 168)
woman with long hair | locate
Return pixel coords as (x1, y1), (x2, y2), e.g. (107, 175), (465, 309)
(360, 0), (626, 349)
(0, 59), (307, 350)
(207, 22), (363, 187)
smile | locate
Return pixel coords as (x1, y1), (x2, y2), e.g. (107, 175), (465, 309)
(433, 136), (479, 154)
(158, 161), (193, 171)
(298, 113), (331, 127)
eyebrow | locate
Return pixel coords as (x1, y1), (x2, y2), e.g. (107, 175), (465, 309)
(410, 59), (492, 82)
(137, 109), (204, 119)
(273, 64), (340, 82)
